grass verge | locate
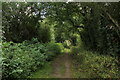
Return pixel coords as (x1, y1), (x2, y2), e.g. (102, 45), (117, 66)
(29, 62), (53, 78)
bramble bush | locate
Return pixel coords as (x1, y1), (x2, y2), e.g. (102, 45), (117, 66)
(2, 38), (62, 78)
(70, 46), (119, 78)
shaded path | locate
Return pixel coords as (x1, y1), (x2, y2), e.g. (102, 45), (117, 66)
(51, 49), (71, 78)
(64, 54), (71, 78)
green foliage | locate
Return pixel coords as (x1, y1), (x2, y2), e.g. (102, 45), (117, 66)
(2, 2), (120, 56)
(71, 46), (119, 78)
(37, 22), (51, 43)
(2, 2), (40, 42)
(63, 42), (67, 48)
(30, 62), (53, 78)
(2, 3), (52, 43)
(45, 42), (61, 60)
(2, 40), (46, 78)
(2, 2), (120, 78)
(56, 43), (64, 53)
(70, 46), (80, 58)
(2, 38), (62, 78)
(70, 35), (77, 46)
(80, 3), (120, 56)
(63, 40), (71, 48)
(70, 46), (85, 64)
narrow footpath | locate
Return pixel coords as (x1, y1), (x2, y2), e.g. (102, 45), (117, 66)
(51, 49), (71, 78)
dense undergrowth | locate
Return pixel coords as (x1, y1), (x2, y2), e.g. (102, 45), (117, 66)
(1, 2), (120, 79)
(1, 38), (63, 78)
(70, 45), (119, 78)
(30, 62), (54, 78)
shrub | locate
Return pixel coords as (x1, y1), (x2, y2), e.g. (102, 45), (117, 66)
(2, 39), (48, 78)
(70, 46), (80, 58)
(45, 42), (61, 60)
(56, 43), (64, 53)
(1, 38), (67, 78)
(63, 41), (67, 48)
(70, 46), (119, 78)
(37, 23), (51, 43)
(83, 52), (119, 78)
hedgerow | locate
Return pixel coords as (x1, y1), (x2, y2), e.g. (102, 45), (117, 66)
(2, 38), (62, 78)
(70, 46), (119, 78)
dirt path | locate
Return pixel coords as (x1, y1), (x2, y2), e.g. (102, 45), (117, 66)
(64, 54), (71, 78)
(51, 50), (71, 78)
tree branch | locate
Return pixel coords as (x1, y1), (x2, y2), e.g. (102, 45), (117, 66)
(98, 3), (120, 38)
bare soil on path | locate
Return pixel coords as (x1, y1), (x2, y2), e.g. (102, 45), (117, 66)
(51, 53), (72, 78)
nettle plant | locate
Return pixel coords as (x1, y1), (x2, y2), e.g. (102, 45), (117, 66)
(2, 38), (62, 78)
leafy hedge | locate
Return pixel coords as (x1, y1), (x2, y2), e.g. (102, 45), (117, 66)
(2, 38), (62, 78)
(45, 42), (61, 61)
(56, 43), (64, 53)
(71, 46), (119, 78)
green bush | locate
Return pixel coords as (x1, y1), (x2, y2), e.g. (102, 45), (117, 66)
(71, 46), (79, 54)
(2, 38), (49, 78)
(63, 42), (67, 48)
(56, 43), (64, 53)
(37, 23), (51, 43)
(71, 46), (119, 78)
(70, 46), (81, 58)
(2, 38), (63, 79)
(45, 42), (61, 60)
(83, 52), (119, 78)
(70, 46), (85, 64)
